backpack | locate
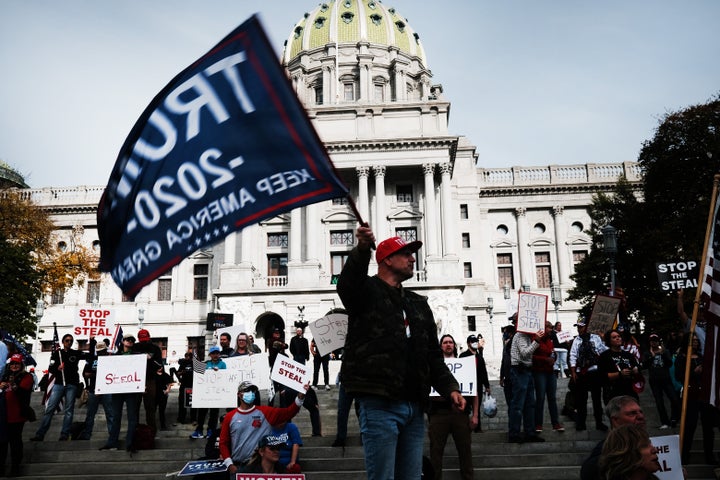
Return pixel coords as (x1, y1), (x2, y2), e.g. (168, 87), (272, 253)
(133, 424), (156, 450)
(576, 334), (599, 374)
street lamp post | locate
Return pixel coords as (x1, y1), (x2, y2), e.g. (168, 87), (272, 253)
(486, 297), (495, 355)
(550, 282), (562, 324)
(138, 307), (145, 328)
(602, 225), (618, 296)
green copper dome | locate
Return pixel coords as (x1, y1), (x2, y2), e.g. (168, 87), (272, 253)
(283, 0), (427, 68)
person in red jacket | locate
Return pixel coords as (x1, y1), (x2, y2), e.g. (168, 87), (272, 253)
(220, 381), (307, 475)
(0, 353), (34, 477)
(532, 321), (564, 433)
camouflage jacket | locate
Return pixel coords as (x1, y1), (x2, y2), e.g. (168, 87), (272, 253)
(337, 246), (459, 405)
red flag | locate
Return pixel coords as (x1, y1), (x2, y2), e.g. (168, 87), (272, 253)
(700, 198), (720, 408)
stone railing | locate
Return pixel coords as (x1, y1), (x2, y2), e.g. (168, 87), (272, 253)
(479, 162), (642, 187)
(6, 185), (106, 207)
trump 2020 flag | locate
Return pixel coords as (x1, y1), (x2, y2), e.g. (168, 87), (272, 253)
(98, 15), (348, 297)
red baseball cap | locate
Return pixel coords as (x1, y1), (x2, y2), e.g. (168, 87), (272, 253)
(376, 236), (422, 263)
(138, 329), (151, 342)
(9, 353), (24, 364)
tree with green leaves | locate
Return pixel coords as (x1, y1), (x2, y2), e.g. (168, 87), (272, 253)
(569, 94), (720, 333)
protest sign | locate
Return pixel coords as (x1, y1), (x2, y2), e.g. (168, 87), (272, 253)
(270, 354), (310, 393)
(308, 313), (348, 357)
(95, 354), (147, 394)
(73, 307), (116, 338)
(556, 329), (573, 344)
(430, 356), (477, 397)
(178, 459), (228, 477)
(588, 294), (622, 335)
(223, 353), (271, 390)
(516, 292), (548, 334)
(192, 369), (238, 408)
(655, 260), (699, 291)
(651, 434), (683, 480)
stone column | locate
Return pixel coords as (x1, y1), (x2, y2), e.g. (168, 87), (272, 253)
(422, 163), (438, 256)
(373, 165), (387, 240)
(552, 205), (570, 286)
(356, 166), (370, 224)
(223, 232), (236, 264)
(306, 204), (319, 262)
(515, 207), (532, 288)
(290, 208), (302, 263)
(440, 163), (455, 256)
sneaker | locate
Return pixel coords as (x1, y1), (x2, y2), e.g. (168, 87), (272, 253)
(99, 445), (118, 451)
(525, 435), (545, 443)
(535, 425), (542, 433)
(190, 430), (204, 439)
(552, 424), (565, 432)
(659, 424), (670, 430)
(206, 429), (213, 438)
(325, 385), (331, 391)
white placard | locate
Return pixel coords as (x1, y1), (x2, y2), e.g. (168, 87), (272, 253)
(270, 354), (310, 393)
(192, 368), (238, 408)
(308, 313), (348, 357)
(556, 330), (573, 344)
(516, 292), (548, 334)
(73, 307), (116, 338)
(430, 356), (477, 397)
(223, 353), (271, 391)
(651, 434), (683, 480)
(95, 354), (147, 394)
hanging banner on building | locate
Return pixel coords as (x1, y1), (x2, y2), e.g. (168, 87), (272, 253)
(308, 313), (348, 357)
(270, 354), (310, 393)
(430, 356), (477, 397)
(73, 307), (116, 337)
(655, 260), (699, 291)
(95, 354), (147, 394)
(97, 15), (349, 298)
(516, 292), (548, 334)
(588, 294), (622, 335)
(650, 434), (682, 479)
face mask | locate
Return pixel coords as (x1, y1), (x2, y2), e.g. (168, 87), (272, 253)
(471, 342), (479, 349)
(242, 391), (255, 404)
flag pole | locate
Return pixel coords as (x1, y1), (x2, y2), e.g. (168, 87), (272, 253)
(679, 173), (720, 449)
(346, 194), (376, 249)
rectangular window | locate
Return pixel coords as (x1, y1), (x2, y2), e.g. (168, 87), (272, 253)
(158, 277), (172, 301)
(463, 262), (473, 278)
(374, 83), (384, 102)
(535, 252), (552, 289)
(193, 264), (209, 300)
(396, 185), (413, 203)
(267, 232), (289, 248)
(344, 82), (355, 101)
(573, 250), (588, 265)
(331, 252), (349, 276)
(497, 253), (515, 289)
(467, 315), (476, 331)
(267, 255), (288, 276)
(460, 204), (468, 219)
(51, 288), (65, 305)
(330, 230), (354, 246)
(121, 292), (132, 302)
(332, 197), (349, 205)
(86, 281), (100, 304)
(395, 227), (418, 243)
(315, 86), (323, 105)
(462, 233), (471, 248)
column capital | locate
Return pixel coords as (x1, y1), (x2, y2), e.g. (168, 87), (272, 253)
(552, 205), (564, 217)
(514, 207), (527, 218)
(356, 166), (370, 178)
(372, 165), (386, 177)
(439, 162), (452, 176)
(422, 163), (435, 176)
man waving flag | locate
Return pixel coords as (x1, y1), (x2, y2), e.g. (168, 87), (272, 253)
(98, 15), (348, 298)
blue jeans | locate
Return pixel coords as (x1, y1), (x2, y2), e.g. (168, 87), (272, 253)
(107, 392), (141, 448)
(335, 384), (355, 442)
(357, 395), (424, 480)
(82, 392), (114, 439)
(35, 383), (78, 439)
(533, 371), (559, 426)
(508, 367), (536, 438)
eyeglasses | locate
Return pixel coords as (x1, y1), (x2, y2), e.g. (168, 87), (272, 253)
(238, 339), (247, 342)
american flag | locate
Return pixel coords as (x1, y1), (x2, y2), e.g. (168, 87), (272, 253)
(111, 325), (124, 353)
(42, 323), (62, 411)
(192, 357), (206, 375)
(700, 196), (720, 408)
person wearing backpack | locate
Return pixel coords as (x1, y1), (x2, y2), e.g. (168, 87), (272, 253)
(569, 320), (608, 432)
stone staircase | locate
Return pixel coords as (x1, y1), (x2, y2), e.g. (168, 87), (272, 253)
(16, 371), (720, 479)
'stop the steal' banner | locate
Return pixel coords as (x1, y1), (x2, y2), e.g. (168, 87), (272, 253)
(98, 15), (348, 297)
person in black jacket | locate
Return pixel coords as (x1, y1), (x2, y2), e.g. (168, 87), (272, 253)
(459, 334), (490, 432)
(133, 329), (163, 436)
(337, 226), (463, 480)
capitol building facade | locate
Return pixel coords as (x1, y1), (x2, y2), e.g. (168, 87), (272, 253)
(21, 0), (641, 376)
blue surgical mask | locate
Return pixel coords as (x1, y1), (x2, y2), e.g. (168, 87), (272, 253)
(242, 391), (255, 404)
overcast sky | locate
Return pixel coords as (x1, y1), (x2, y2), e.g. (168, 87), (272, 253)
(1, 0), (718, 188)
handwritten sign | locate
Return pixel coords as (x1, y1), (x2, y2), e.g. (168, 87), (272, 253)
(308, 313), (348, 357)
(73, 307), (116, 338)
(192, 369), (238, 408)
(430, 356), (477, 397)
(556, 330), (573, 344)
(651, 434), (682, 480)
(95, 354), (147, 394)
(588, 294), (622, 335)
(270, 354), (309, 393)
(178, 459), (228, 477)
(223, 353), (271, 391)
(655, 260), (699, 291)
(516, 292), (548, 334)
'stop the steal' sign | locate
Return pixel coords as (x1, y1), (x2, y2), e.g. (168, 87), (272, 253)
(655, 260), (699, 291)
(97, 15), (348, 297)
(516, 292), (548, 334)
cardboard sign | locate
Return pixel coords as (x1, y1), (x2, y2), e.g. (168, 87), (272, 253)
(588, 294), (622, 335)
(73, 307), (116, 338)
(236, 475), (305, 480)
(516, 292), (548, 334)
(178, 459), (228, 477)
(655, 260), (699, 291)
(651, 434), (683, 480)
(270, 354), (310, 393)
(308, 313), (348, 357)
(430, 356), (477, 397)
(95, 354), (147, 394)
(556, 330), (573, 344)
(192, 368), (238, 408)
(223, 353), (271, 391)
